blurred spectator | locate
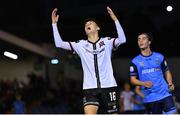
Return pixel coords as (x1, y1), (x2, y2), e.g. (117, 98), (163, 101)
(12, 93), (25, 114)
(119, 82), (134, 113)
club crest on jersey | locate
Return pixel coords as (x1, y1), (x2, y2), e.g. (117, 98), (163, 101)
(99, 41), (105, 48)
(139, 61), (144, 67)
(155, 58), (160, 65)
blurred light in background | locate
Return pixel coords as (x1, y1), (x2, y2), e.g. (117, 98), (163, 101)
(166, 5), (173, 12)
(4, 51), (18, 60)
(51, 59), (59, 64)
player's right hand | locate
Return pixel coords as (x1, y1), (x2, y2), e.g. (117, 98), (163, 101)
(143, 81), (153, 88)
(107, 6), (118, 21)
(169, 83), (175, 91)
(51, 8), (59, 24)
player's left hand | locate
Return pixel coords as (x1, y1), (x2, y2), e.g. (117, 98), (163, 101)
(107, 6), (118, 21)
(169, 83), (175, 91)
(51, 8), (59, 24)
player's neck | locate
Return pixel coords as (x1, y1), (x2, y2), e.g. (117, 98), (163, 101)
(141, 47), (152, 56)
(87, 33), (99, 43)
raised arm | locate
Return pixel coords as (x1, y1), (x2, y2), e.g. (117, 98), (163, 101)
(51, 8), (72, 50)
(107, 6), (126, 47)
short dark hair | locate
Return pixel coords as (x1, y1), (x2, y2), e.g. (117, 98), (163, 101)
(138, 32), (153, 41)
(83, 18), (100, 27)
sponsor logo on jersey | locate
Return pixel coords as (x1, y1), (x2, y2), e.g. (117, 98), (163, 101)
(85, 48), (105, 54)
(142, 67), (161, 74)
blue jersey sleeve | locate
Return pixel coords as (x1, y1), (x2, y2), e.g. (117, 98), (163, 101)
(161, 57), (169, 73)
(129, 62), (139, 78)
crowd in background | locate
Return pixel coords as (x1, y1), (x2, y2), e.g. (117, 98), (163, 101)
(0, 73), (82, 113)
(0, 73), (180, 114)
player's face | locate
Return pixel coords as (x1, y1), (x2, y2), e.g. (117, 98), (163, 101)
(138, 34), (151, 50)
(84, 21), (100, 35)
(124, 83), (130, 91)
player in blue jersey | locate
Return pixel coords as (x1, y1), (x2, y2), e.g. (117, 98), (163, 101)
(129, 32), (176, 114)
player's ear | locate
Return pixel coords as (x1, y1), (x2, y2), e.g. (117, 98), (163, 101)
(149, 40), (151, 45)
(97, 27), (100, 31)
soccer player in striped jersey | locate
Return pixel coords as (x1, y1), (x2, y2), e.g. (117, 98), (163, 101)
(130, 33), (176, 114)
(51, 6), (126, 114)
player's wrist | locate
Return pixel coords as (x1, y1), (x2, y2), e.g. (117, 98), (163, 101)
(168, 82), (173, 86)
(140, 81), (146, 87)
(52, 22), (57, 25)
(52, 21), (57, 24)
(113, 17), (118, 21)
(140, 93), (145, 98)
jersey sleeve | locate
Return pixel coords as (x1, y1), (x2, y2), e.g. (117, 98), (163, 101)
(52, 23), (72, 50)
(105, 37), (118, 50)
(69, 40), (82, 54)
(161, 56), (169, 73)
(113, 20), (126, 48)
(129, 62), (138, 78)
(105, 20), (126, 51)
(52, 23), (82, 54)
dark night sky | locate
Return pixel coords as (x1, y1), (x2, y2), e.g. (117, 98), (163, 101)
(0, 0), (180, 57)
